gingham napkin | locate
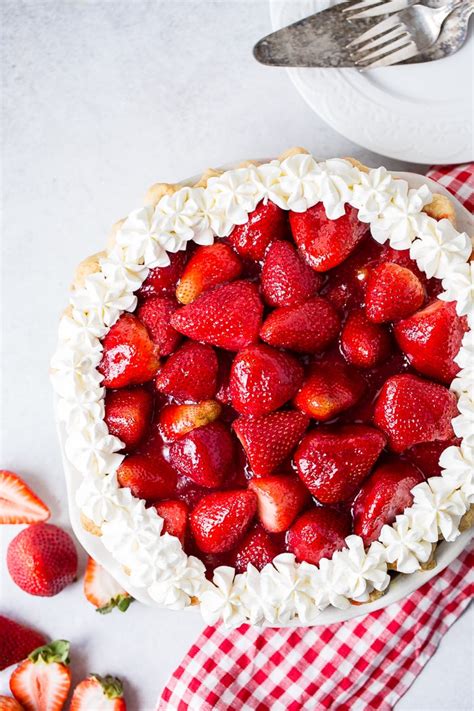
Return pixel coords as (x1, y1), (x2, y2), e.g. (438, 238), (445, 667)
(157, 163), (474, 711)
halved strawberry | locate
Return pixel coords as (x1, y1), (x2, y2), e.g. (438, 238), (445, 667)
(229, 344), (303, 416)
(290, 203), (368, 272)
(260, 296), (340, 354)
(117, 453), (177, 500)
(294, 425), (387, 504)
(293, 358), (365, 421)
(10, 640), (71, 711)
(136, 296), (181, 356)
(229, 200), (288, 261)
(70, 675), (126, 711)
(0, 616), (46, 671)
(286, 508), (351, 565)
(249, 475), (310, 533)
(353, 460), (425, 545)
(365, 262), (425, 323)
(393, 300), (467, 384)
(261, 241), (323, 307)
(104, 387), (153, 450)
(0, 697), (23, 710)
(340, 310), (392, 368)
(98, 314), (159, 388)
(233, 524), (280, 573)
(83, 557), (132, 614)
(373, 373), (458, 453)
(171, 281), (264, 351)
(153, 500), (188, 544)
(169, 422), (234, 488)
(190, 490), (257, 553)
(159, 401), (222, 441)
(0, 470), (50, 525)
(176, 243), (242, 304)
(233, 410), (309, 476)
(155, 341), (218, 402)
(136, 251), (187, 298)
(405, 437), (461, 478)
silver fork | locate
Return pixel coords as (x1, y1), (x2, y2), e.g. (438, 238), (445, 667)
(348, 0), (466, 68)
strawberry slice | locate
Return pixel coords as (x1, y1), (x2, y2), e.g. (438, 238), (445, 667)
(155, 341), (218, 402)
(10, 640), (71, 711)
(373, 373), (458, 453)
(229, 200), (288, 261)
(233, 410), (309, 477)
(405, 437), (461, 478)
(260, 296), (340, 354)
(104, 387), (153, 450)
(136, 251), (187, 298)
(229, 344), (303, 416)
(70, 675), (126, 711)
(171, 281), (264, 351)
(249, 475), (310, 533)
(117, 453), (177, 500)
(169, 422), (234, 488)
(233, 524), (280, 573)
(176, 243), (242, 304)
(393, 300), (468, 384)
(83, 557), (132, 614)
(290, 203), (368, 272)
(353, 460), (425, 545)
(98, 314), (159, 388)
(340, 310), (392, 368)
(293, 358), (366, 421)
(286, 508), (351, 565)
(153, 500), (188, 544)
(294, 425), (387, 504)
(0, 616), (46, 671)
(261, 241), (323, 308)
(190, 490), (257, 553)
(136, 295), (182, 356)
(159, 400), (222, 441)
(0, 470), (50, 525)
(365, 262), (425, 323)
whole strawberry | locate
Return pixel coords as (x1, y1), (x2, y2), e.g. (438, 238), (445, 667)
(286, 507), (351, 565)
(7, 523), (78, 597)
(261, 241), (323, 307)
(260, 296), (340, 354)
(229, 200), (288, 261)
(98, 314), (159, 388)
(0, 616), (46, 671)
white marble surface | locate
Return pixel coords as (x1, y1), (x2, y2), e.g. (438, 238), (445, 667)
(0, 1), (472, 709)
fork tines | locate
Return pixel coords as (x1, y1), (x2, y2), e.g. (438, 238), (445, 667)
(348, 14), (419, 67)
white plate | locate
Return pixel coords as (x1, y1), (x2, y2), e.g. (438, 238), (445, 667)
(270, 0), (473, 164)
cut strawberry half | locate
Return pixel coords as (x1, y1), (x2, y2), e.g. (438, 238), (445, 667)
(249, 475), (310, 533)
(98, 314), (159, 388)
(159, 400), (222, 441)
(233, 524), (280, 573)
(83, 557), (132, 614)
(260, 296), (340, 354)
(340, 310), (393, 368)
(104, 387), (153, 450)
(176, 242), (243, 304)
(117, 453), (177, 500)
(229, 200), (288, 261)
(70, 675), (126, 711)
(261, 240), (323, 307)
(190, 490), (257, 553)
(293, 358), (366, 421)
(0, 616), (47, 672)
(136, 295), (182, 356)
(137, 251), (187, 298)
(155, 341), (218, 402)
(169, 422), (234, 488)
(0, 470), (50, 525)
(286, 507), (351, 565)
(10, 640), (71, 711)
(154, 500), (189, 544)
(365, 262), (425, 323)
(0, 697), (23, 710)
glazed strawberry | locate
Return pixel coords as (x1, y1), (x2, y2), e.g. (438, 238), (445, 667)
(323, 235), (383, 312)
(249, 475), (310, 533)
(373, 374), (458, 453)
(155, 341), (218, 402)
(290, 203), (368, 272)
(294, 359), (365, 421)
(365, 262), (425, 323)
(261, 241), (323, 308)
(98, 314), (159, 388)
(233, 410), (309, 476)
(154, 500), (188, 544)
(233, 524), (280, 573)
(175, 476), (211, 510)
(229, 200), (288, 261)
(0, 616), (46, 671)
(10, 640), (71, 711)
(406, 437), (460, 478)
(104, 387), (153, 449)
(340, 310), (392, 368)
(118, 453), (177, 500)
(0, 470), (50, 524)
(169, 422), (234, 488)
(190, 490), (257, 553)
(393, 300), (467, 384)
(0, 697), (23, 710)
(171, 281), (263, 351)
(137, 251), (187, 298)
(70, 675), (126, 711)
(7, 523), (78, 597)
(286, 508), (351, 565)
(159, 400), (222, 441)
(83, 557), (132, 614)
(136, 295), (181, 355)
(260, 296), (340, 354)
(353, 460), (425, 545)
(176, 243), (243, 304)
(294, 425), (387, 504)
(229, 344), (303, 416)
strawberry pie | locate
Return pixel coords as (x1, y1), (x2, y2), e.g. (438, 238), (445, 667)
(52, 149), (474, 626)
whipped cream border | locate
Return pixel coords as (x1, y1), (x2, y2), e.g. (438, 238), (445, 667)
(51, 155), (474, 627)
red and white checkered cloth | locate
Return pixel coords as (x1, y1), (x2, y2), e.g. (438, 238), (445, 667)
(157, 164), (474, 711)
